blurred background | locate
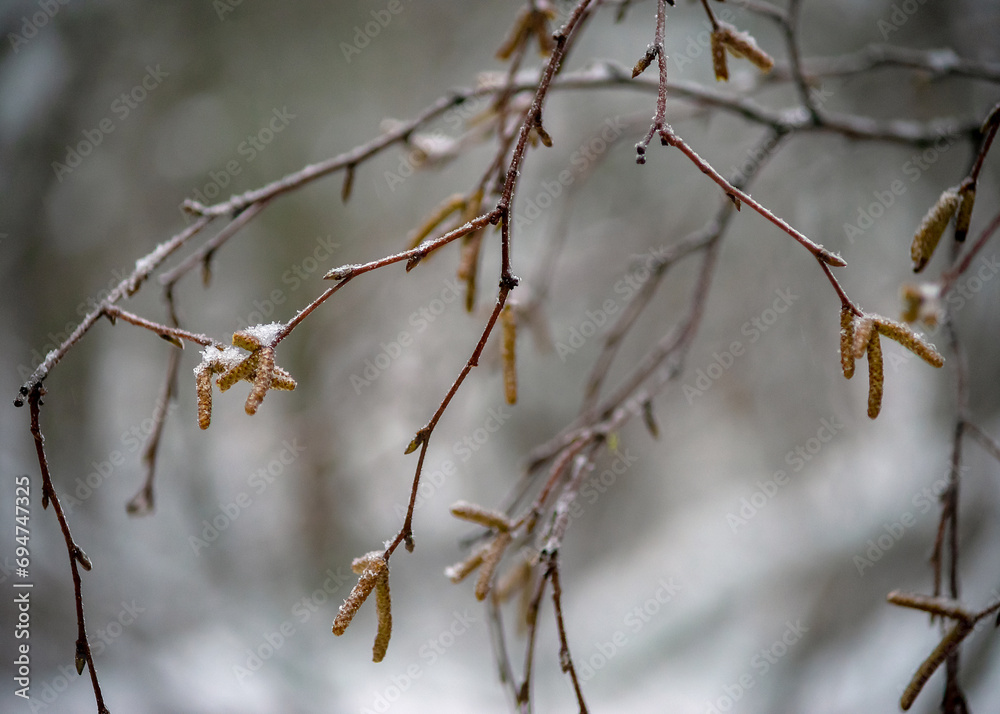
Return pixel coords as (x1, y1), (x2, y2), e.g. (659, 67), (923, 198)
(2, 1), (999, 712)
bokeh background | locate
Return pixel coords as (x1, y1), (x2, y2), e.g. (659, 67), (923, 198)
(2, 1), (999, 712)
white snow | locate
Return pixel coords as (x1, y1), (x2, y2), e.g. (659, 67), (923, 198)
(241, 322), (284, 345)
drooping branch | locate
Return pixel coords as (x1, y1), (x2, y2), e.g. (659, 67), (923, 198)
(28, 388), (109, 714)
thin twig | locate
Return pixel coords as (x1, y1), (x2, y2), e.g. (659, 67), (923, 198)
(29, 388), (109, 714)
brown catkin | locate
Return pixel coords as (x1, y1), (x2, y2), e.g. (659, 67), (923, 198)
(492, 558), (533, 604)
(840, 307), (855, 379)
(372, 571), (392, 663)
(457, 232), (482, 313)
(450, 501), (512, 532)
(475, 531), (512, 601)
(217, 351), (259, 392)
(900, 285), (922, 324)
(954, 186), (976, 243)
(332, 557), (386, 636)
(717, 22), (774, 73)
(270, 366), (297, 391)
(406, 193), (466, 250)
(900, 621), (974, 710)
(232, 330), (261, 351)
(245, 346), (274, 415)
(852, 316), (875, 359)
(196, 368), (213, 430)
(496, 8), (531, 60)
(445, 548), (486, 584)
(501, 305), (518, 405)
(911, 188), (960, 272)
(873, 316), (944, 368)
(710, 31), (729, 81)
(867, 333), (884, 419)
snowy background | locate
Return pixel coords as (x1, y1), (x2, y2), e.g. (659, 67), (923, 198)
(2, 1), (1000, 713)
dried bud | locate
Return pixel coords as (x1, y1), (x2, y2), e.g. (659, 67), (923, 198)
(475, 531), (513, 601)
(866, 332), (884, 420)
(324, 264), (361, 281)
(534, 123), (553, 148)
(710, 31), (729, 81)
(840, 307), (856, 380)
(159, 333), (184, 349)
(632, 46), (658, 78)
(404, 431), (425, 455)
(954, 185), (975, 243)
(873, 316), (944, 368)
(74, 547), (93, 571)
(642, 399), (660, 439)
(341, 165), (355, 203)
(911, 187), (959, 272)
(450, 501), (512, 531)
(852, 316), (874, 359)
(75, 641), (87, 675)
